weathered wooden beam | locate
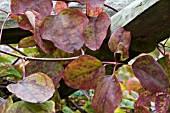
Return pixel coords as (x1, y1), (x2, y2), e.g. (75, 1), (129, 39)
(110, 0), (170, 53)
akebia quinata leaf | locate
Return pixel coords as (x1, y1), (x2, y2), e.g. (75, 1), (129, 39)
(7, 72), (55, 103)
(7, 101), (55, 113)
(91, 75), (122, 113)
(132, 55), (170, 92)
(108, 27), (131, 61)
(85, 12), (111, 51)
(63, 55), (105, 89)
(40, 9), (89, 53)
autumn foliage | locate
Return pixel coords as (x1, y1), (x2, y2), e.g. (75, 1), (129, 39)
(0, 0), (170, 113)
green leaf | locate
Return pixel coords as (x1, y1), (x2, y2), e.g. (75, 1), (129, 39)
(7, 72), (55, 103)
(132, 55), (170, 92)
(6, 68), (22, 78)
(91, 75), (122, 113)
(63, 55), (105, 90)
(84, 101), (95, 113)
(62, 106), (73, 113)
(108, 27), (131, 61)
(0, 57), (11, 63)
(7, 100), (55, 113)
(121, 99), (134, 109)
(0, 97), (13, 113)
(157, 54), (170, 83)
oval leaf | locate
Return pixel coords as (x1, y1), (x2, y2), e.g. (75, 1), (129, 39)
(132, 55), (170, 92)
(155, 94), (170, 113)
(11, 0), (53, 19)
(40, 9), (89, 53)
(108, 27), (131, 61)
(7, 72), (55, 103)
(6, 68), (22, 78)
(7, 100), (55, 113)
(85, 12), (111, 51)
(63, 55), (105, 89)
(25, 61), (63, 87)
(91, 75), (122, 113)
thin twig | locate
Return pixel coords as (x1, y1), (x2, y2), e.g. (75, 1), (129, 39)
(163, 37), (170, 45)
(0, 13), (10, 43)
(0, 9), (8, 14)
(12, 58), (20, 65)
(104, 4), (118, 12)
(157, 46), (165, 56)
(0, 49), (79, 61)
(6, 44), (28, 56)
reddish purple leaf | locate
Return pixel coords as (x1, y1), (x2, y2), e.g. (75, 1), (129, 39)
(77, 0), (106, 6)
(10, 14), (33, 30)
(7, 72), (55, 103)
(108, 27), (131, 61)
(25, 61), (63, 87)
(86, 3), (104, 17)
(11, 0), (52, 19)
(40, 9), (89, 53)
(132, 55), (170, 92)
(54, 1), (68, 15)
(136, 91), (155, 106)
(85, 12), (110, 51)
(91, 75), (122, 113)
(155, 93), (170, 113)
(63, 55), (105, 90)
